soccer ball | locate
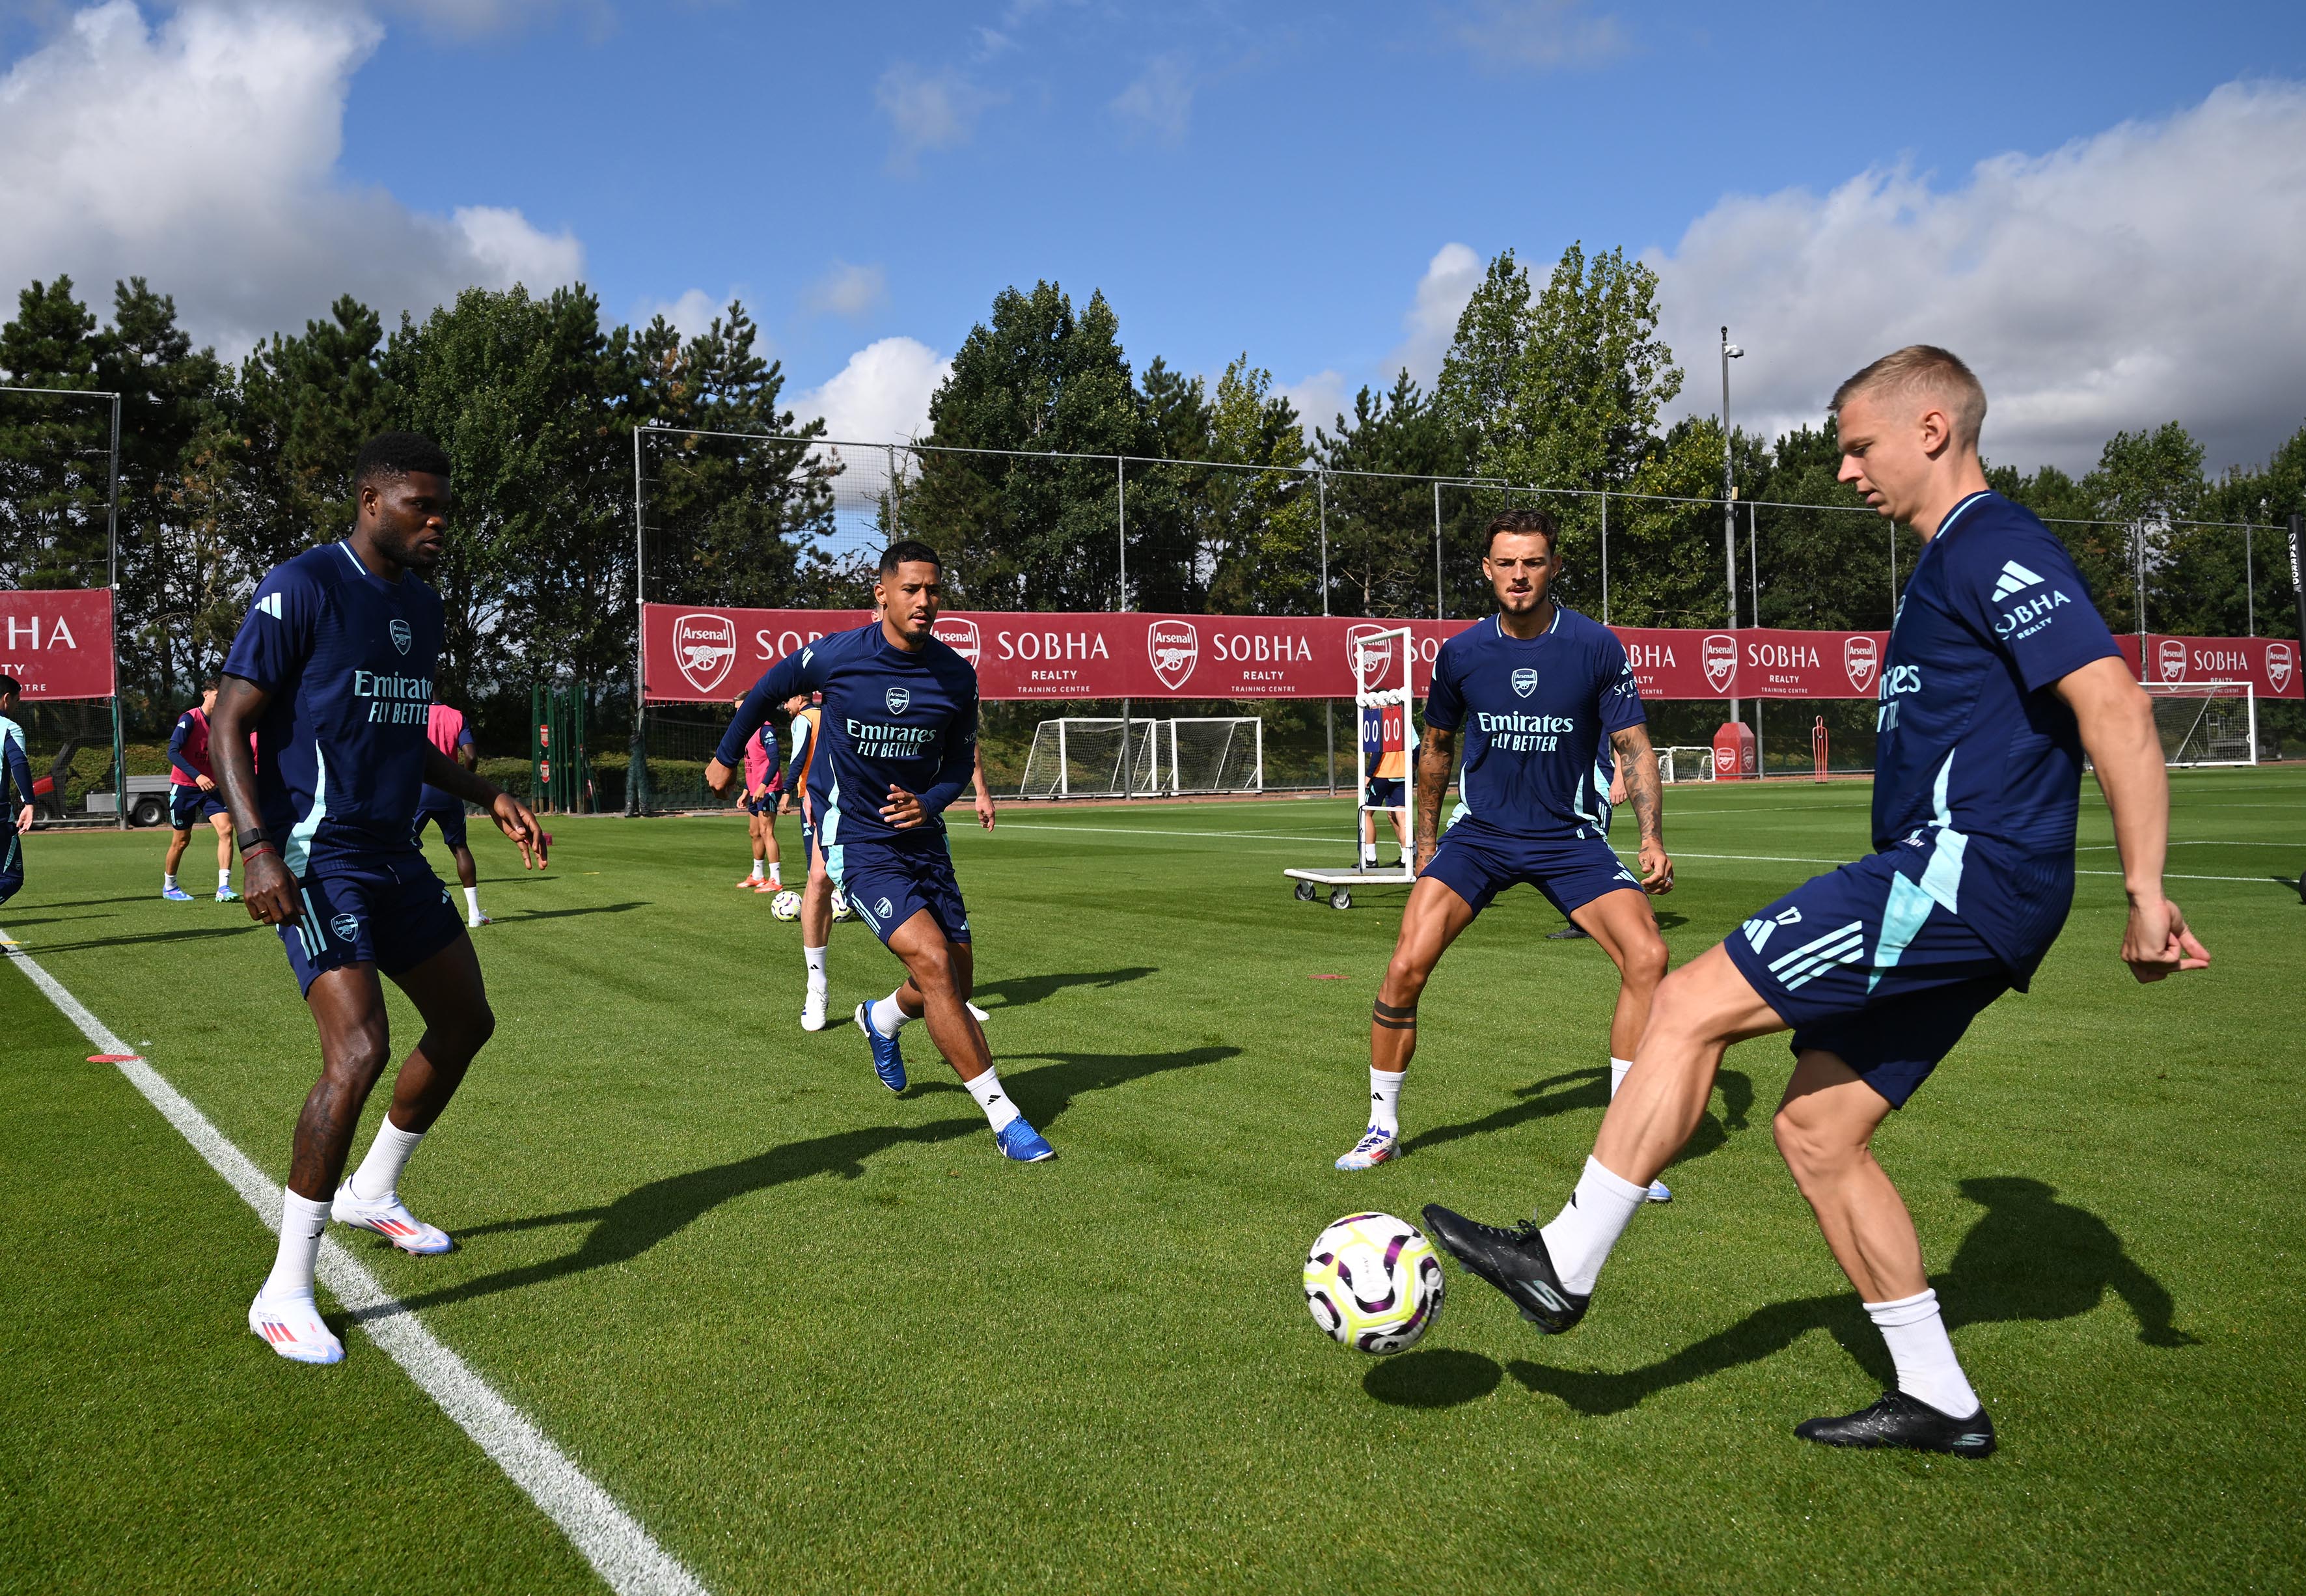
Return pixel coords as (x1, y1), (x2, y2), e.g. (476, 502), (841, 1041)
(769, 889), (802, 920)
(1303, 1211), (1444, 1355)
(830, 890), (855, 924)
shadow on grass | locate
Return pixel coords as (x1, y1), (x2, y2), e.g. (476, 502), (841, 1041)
(1364, 1347), (1503, 1409)
(974, 967), (1157, 1010)
(1401, 1066), (1752, 1163)
(492, 901), (646, 924)
(1499, 1176), (2195, 1416)
(21, 922), (266, 955)
(375, 1043), (1237, 1318)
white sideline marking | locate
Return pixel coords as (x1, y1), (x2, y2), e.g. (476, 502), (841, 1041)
(1, 931), (710, 1596)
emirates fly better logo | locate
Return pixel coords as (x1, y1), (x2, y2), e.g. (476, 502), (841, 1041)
(672, 612), (737, 695)
(1701, 633), (1737, 694)
(1148, 619), (1199, 689)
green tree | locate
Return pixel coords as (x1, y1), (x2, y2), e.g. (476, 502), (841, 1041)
(0, 277), (110, 592)
(234, 295), (406, 573)
(1314, 372), (1470, 618)
(1201, 355), (1314, 614)
(903, 281), (1153, 609)
(2080, 422), (2204, 634)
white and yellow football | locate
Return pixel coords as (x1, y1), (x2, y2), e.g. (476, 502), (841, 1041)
(769, 889), (802, 920)
(1303, 1211), (1444, 1355)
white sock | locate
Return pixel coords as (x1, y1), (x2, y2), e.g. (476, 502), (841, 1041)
(803, 945), (828, 992)
(1538, 1155), (1648, 1296)
(1369, 1067), (1403, 1135)
(1865, 1288), (1980, 1416)
(750, 858), (763, 880)
(871, 990), (912, 1038)
(1360, 843), (1377, 866)
(263, 1189), (332, 1300)
(1608, 1056), (1633, 1098)
(164, 872), (177, 890)
(463, 885), (482, 921)
(769, 862), (782, 887)
(347, 1118), (426, 1203)
(219, 866), (232, 891)
(965, 1066), (1021, 1133)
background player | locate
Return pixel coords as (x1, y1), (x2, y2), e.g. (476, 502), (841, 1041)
(413, 700), (491, 928)
(212, 433), (546, 1366)
(1337, 509), (1672, 1174)
(1359, 691), (1409, 870)
(709, 541), (1052, 1162)
(780, 690), (834, 1026)
(162, 679), (240, 902)
(1423, 347), (2208, 1457)
(0, 675), (31, 907)
(732, 705), (783, 892)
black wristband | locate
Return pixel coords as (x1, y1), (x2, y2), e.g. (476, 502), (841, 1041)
(238, 827), (269, 849)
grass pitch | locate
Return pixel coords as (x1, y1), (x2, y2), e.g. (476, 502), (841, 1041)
(4, 771), (2303, 1593)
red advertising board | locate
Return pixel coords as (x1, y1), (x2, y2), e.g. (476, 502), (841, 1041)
(2116, 634), (2301, 699)
(642, 604), (2290, 704)
(0, 587), (115, 699)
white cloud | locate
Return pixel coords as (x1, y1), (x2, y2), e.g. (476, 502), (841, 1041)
(633, 288), (733, 342)
(875, 61), (1004, 172)
(1390, 241), (1482, 385)
(806, 261), (888, 318)
(0, 2), (583, 361)
(795, 336), (952, 446)
(1648, 79), (2306, 474)
(1278, 369), (1349, 436)
(1437, 0), (1626, 72)
(1111, 53), (1192, 147)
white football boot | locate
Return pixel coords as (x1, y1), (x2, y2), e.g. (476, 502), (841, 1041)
(1334, 1125), (1400, 1171)
(331, 1183), (454, 1255)
(248, 1290), (344, 1364)
(801, 986), (829, 1031)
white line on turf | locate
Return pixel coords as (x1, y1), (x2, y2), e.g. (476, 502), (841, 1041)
(0, 930), (710, 1596)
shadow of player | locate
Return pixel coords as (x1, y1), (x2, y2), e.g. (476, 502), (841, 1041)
(972, 966), (1157, 1011)
(372, 1043), (1235, 1319)
(1502, 1175), (2195, 1416)
(1401, 1065), (1753, 1165)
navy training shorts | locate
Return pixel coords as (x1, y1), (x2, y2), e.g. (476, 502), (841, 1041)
(1722, 844), (2016, 1109)
(411, 792), (469, 851)
(0, 824), (21, 907)
(171, 784), (226, 829)
(829, 834), (970, 946)
(1364, 777), (1406, 809)
(1421, 823), (1641, 920)
(276, 859), (465, 998)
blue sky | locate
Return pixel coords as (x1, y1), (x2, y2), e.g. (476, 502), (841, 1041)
(5, 1), (2305, 469)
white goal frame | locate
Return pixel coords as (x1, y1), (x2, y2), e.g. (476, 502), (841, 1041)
(1658, 745), (1718, 784)
(1017, 715), (1264, 798)
(1284, 626), (1416, 903)
(2143, 681), (2257, 767)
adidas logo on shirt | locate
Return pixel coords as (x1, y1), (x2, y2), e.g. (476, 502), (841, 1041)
(1990, 561), (2044, 601)
(256, 592), (284, 620)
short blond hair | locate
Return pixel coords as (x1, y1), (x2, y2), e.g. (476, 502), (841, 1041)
(1829, 345), (1986, 452)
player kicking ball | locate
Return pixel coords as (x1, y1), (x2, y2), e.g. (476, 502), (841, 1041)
(709, 541), (1052, 1162)
(213, 433), (547, 1365)
(1338, 509), (1673, 1184)
(1423, 347), (2208, 1457)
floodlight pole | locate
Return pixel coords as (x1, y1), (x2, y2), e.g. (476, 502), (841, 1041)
(1118, 456), (1129, 802)
(1600, 492), (1609, 625)
(1721, 327), (1744, 721)
(2289, 512), (2305, 659)
(1433, 480), (1443, 620)
(1321, 472), (1334, 796)
(629, 424), (646, 816)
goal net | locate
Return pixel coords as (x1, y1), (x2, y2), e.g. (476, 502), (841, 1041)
(1658, 745), (1718, 784)
(1018, 716), (1263, 797)
(2144, 681), (2257, 767)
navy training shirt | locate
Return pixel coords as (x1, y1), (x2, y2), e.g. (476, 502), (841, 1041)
(1423, 603), (1646, 842)
(1870, 490), (2124, 974)
(221, 541), (445, 877)
(717, 622), (977, 850)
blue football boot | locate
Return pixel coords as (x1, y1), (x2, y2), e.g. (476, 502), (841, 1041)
(993, 1119), (1056, 1163)
(853, 1002), (907, 1093)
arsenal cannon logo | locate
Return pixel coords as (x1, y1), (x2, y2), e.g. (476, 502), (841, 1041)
(672, 612), (738, 695)
(1147, 618), (1199, 690)
(933, 616), (981, 667)
(2156, 638), (2189, 683)
(1843, 634), (1879, 694)
(1701, 633), (1738, 694)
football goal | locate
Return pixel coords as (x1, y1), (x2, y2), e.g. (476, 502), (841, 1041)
(1017, 716), (1263, 798)
(1658, 745), (1718, 784)
(2144, 681), (2257, 767)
